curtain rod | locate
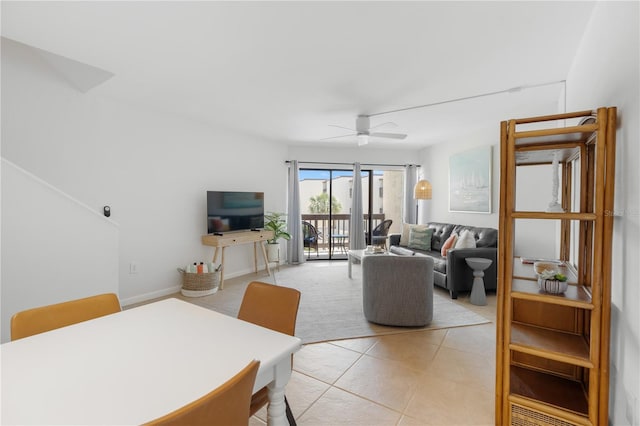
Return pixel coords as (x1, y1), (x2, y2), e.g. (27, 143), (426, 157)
(285, 160), (420, 168)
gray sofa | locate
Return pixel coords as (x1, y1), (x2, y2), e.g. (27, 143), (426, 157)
(362, 255), (434, 326)
(389, 222), (498, 299)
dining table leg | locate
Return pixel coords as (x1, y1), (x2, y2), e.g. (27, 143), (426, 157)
(266, 359), (294, 426)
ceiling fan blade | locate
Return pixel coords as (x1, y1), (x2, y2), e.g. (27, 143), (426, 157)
(328, 124), (356, 132)
(321, 132), (357, 141)
(370, 132), (407, 140)
(369, 121), (398, 131)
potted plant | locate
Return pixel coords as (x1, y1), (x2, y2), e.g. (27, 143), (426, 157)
(537, 269), (568, 294)
(264, 212), (291, 262)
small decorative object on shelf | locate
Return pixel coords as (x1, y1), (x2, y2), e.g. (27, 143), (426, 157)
(546, 151), (565, 213)
(537, 270), (568, 294)
(532, 261), (561, 274)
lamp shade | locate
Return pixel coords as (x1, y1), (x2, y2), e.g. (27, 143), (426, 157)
(414, 179), (432, 200)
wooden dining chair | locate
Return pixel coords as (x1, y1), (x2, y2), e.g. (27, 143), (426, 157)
(145, 359), (260, 426)
(237, 281), (301, 425)
(10, 293), (122, 341)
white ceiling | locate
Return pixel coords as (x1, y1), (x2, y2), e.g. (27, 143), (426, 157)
(1, 1), (597, 149)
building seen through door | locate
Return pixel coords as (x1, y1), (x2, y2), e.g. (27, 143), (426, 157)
(299, 168), (403, 260)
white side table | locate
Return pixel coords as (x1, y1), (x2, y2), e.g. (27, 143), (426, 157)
(465, 257), (493, 306)
(347, 249), (388, 278)
(347, 249), (365, 278)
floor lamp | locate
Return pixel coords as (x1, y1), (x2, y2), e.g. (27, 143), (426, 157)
(414, 179), (432, 223)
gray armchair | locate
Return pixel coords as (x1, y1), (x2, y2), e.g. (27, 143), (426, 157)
(362, 255), (434, 326)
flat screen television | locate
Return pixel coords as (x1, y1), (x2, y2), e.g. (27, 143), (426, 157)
(207, 191), (264, 233)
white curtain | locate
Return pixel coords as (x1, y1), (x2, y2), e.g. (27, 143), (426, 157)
(286, 160), (304, 264)
(349, 162), (366, 250)
(404, 164), (418, 224)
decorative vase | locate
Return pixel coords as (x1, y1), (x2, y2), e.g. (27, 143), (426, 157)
(538, 278), (568, 294)
(266, 243), (280, 263)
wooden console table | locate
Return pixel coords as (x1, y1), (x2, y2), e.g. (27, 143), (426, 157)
(201, 230), (274, 289)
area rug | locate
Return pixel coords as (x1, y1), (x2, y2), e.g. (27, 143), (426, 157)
(186, 261), (490, 344)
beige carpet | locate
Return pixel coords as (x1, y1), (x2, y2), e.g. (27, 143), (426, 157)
(184, 261), (489, 344)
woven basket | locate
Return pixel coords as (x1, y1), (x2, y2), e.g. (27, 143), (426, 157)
(178, 268), (220, 297)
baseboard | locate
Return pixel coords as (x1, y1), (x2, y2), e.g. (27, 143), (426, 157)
(121, 286), (181, 307)
(120, 267), (263, 307)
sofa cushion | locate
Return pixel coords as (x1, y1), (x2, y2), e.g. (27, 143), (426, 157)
(400, 223), (428, 246)
(389, 246), (415, 256)
(441, 233), (458, 257)
(452, 225), (497, 248)
(410, 249), (446, 274)
(455, 230), (477, 249)
(426, 223), (455, 251)
(432, 255), (447, 274)
(475, 228), (498, 247)
(408, 227), (433, 251)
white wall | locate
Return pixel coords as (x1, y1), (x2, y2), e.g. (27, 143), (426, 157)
(565, 2), (640, 424)
(1, 159), (119, 342)
(513, 164), (559, 259)
(1, 38), (289, 306)
(288, 145), (421, 168)
(419, 126), (500, 229)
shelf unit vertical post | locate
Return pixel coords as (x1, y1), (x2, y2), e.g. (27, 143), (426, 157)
(598, 107), (617, 425)
(496, 119), (510, 425)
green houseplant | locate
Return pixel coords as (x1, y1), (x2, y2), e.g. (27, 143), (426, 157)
(537, 269), (568, 294)
(264, 212), (291, 262)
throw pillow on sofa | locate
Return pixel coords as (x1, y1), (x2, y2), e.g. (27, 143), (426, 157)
(454, 230), (477, 249)
(389, 246), (415, 256)
(408, 227), (433, 251)
(400, 223), (428, 246)
(441, 233), (458, 257)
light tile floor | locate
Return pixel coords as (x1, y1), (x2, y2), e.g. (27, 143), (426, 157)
(251, 283), (497, 426)
(132, 264), (497, 425)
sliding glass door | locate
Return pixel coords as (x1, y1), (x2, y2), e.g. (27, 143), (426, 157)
(299, 168), (403, 260)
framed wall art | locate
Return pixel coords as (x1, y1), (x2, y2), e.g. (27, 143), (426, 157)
(449, 146), (492, 213)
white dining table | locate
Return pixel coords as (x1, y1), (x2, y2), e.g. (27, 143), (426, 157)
(0, 298), (301, 426)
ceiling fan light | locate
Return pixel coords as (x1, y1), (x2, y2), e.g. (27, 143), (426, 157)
(357, 134), (369, 146)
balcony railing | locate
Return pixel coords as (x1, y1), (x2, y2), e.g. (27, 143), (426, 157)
(301, 213), (385, 256)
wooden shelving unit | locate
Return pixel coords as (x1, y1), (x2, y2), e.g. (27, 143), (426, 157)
(496, 107), (617, 425)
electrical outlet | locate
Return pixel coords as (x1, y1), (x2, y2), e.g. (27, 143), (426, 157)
(129, 262), (139, 274)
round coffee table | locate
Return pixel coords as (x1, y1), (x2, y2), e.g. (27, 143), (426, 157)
(465, 257), (493, 306)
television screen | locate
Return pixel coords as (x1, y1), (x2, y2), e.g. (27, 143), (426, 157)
(207, 191), (264, 233)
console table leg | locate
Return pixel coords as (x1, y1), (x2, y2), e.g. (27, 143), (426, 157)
(219, 247), (226, 290)
(254, 242), (258, 273)
(260, 242), (272, 276)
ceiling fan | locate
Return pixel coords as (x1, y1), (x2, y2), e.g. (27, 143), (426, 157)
(325, 115), (407, 146)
